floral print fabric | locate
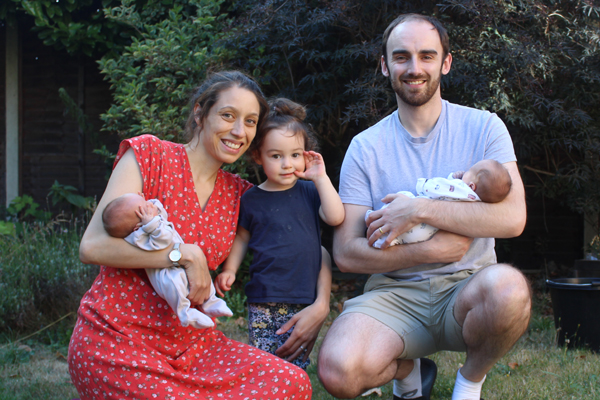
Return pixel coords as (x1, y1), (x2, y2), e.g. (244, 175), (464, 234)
(68, 135), (312, 399)
(248, 303), (310, 370)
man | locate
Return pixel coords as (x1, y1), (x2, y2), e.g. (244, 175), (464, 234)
(317, 14), (531, 400)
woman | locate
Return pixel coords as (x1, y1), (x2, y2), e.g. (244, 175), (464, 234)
(69, 71), (312, 399)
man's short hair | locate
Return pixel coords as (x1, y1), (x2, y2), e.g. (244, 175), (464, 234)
(381, 14), (449, 66)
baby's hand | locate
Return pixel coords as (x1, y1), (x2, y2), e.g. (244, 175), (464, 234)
(452, 171), (465, 179)
(294, 151), (326, 181)
(135, 203), (156, 225)
(215, 271), (236, 297)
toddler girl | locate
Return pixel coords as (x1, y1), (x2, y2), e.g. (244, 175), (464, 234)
(102, 193), (232, 328)
(215, 98), (344, 369)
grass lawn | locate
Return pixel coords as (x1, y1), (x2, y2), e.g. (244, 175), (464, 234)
(2, 281), (600, 399)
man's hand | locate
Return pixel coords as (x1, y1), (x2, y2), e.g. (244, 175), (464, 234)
(421, 230), (473, 263)
(366, 193), (423, 249)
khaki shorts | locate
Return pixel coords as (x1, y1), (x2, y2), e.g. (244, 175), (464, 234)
(340, 269), (476, 359)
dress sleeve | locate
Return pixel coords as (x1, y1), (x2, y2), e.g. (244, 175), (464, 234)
(113, 135), (165, 199)
(240, 179), (253, 195)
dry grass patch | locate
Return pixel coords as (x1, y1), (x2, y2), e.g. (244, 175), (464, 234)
(0, 344), (78, 400)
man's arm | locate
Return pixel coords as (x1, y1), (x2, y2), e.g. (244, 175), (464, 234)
(333, 203), (473, 274)
(366, 162), (526, 248)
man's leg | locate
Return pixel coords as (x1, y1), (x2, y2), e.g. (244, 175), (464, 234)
(454, 263), (531, 383)
(317, 312), (414, 398)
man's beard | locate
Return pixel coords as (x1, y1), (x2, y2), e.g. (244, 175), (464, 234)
(390, 69), (442, 107)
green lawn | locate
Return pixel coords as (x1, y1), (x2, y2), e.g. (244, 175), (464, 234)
(2, 288), (600, 399)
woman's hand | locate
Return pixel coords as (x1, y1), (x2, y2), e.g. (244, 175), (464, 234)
(178, 243), (212, 306)
(215, 271), (236, 297)
(274, 300), (330, 363)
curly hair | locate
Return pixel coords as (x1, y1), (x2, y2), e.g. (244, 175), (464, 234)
(249, 98), (319, 160)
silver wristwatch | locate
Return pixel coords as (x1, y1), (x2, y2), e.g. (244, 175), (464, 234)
(168, 243), (182, 267)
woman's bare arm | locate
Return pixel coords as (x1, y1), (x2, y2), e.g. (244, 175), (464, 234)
(79, 148), (212, 304)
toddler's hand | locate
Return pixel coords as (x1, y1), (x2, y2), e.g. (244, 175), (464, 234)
(215, 271), (236, 297)
(294, 151), (326, 181)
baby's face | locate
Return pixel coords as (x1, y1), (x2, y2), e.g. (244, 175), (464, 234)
(122, 194), (159, 219)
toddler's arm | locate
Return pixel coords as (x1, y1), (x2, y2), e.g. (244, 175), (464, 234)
(295, 151), (345, 226)
(215, 226), (250, 297)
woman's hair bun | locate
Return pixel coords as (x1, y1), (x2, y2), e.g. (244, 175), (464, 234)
(270, 98), (306, 121)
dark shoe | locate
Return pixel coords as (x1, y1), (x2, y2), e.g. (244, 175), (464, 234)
(392, 358), (437, 400)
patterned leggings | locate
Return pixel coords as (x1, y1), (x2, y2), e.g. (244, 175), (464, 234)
(248, 302), (310, 370)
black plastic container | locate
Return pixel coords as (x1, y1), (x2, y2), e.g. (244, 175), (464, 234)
(546, 278), (600, 352)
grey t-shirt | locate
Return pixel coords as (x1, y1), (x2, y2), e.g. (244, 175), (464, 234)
(339, 100), (517, 281)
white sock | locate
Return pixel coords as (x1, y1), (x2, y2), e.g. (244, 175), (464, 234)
(393, 359), (422, 399)
(451, 369), (486, 400)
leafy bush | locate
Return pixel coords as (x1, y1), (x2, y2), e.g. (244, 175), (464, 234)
(439, 0), (600, 228)
(0, 221), (98, 331)
(0, 0), (129, 58)
(221, 289), (247, 319)
(98, 0), (227, 143)
(221, 0), (600, 229)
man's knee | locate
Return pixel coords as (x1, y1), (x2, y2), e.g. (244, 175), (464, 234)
(482, 264), (532, 327)
(317, 335), (361, 398)
(317, 313), (403, 398)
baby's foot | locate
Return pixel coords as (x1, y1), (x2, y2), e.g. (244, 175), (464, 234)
(202, 296), (233, 318)
(180, 308), (215, 329)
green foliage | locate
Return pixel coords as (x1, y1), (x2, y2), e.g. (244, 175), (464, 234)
(1, 0), (130, 57)
(220, 0), (415, 170)
(48, 181), (96, 213)
(0, 221), (98, 332)
(6, 195), (52, 224)
(0, 343), (33, 365)
(221, 289), (247, 319)
(438, 0), (600, 227)
(99, 0), (227, 143)
(0, 222), (16, 236)
(222, 0), (600, 225)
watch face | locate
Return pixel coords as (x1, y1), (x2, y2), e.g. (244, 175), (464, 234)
(170, 250), (182, 262)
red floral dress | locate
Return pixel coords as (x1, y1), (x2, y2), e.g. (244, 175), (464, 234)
(68, 135), (312, 400)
